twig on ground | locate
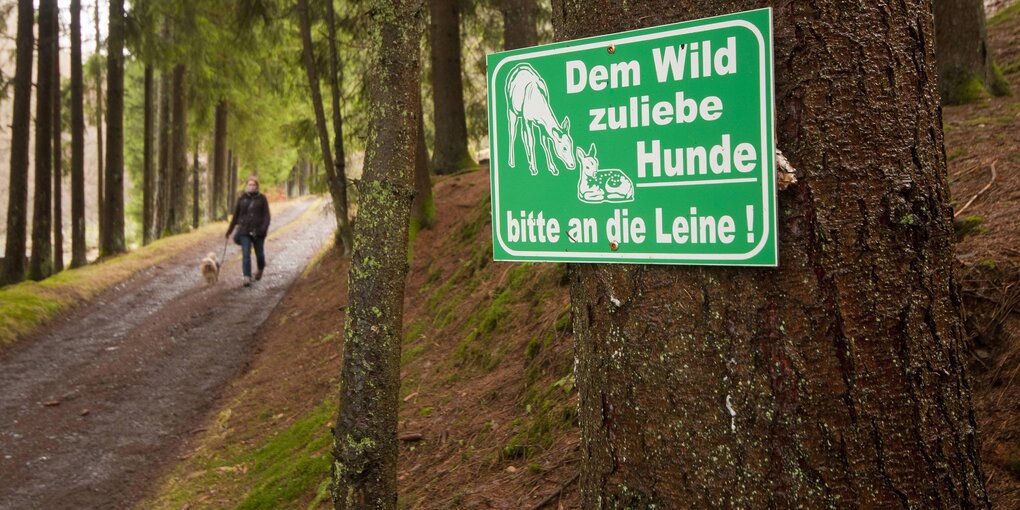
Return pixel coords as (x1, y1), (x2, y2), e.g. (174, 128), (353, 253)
(529, 472), (579, 510)
(954, 160), (997, 219)
(946, 163), (979, 181)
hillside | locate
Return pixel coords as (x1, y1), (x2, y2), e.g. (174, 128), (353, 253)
(142, 168), (581, 509)
(944, 5), (1020, 508)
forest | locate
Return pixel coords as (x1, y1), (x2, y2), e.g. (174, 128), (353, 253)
(0, 0), (1019, 509)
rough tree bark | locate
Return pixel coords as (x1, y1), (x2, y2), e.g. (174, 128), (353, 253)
(429, 0), (472, 174)
(501, 0), (538, 50)
(168, 64), (188, 234)
(326, 0), (355, 255)
(934, 0), (1007, 104)
(297, 0), (353, 255)
(554, 1), (989, 507)
(330, 0), (422, 507)
(143, 65), (155, 245)
(70, 0), (87, 267)
(1, 0), (34, 284)
(101, 0), (125, 256)
(213, 100), (228, 220)
(52, 12), (63, 274)
(30, 0), (56, 280)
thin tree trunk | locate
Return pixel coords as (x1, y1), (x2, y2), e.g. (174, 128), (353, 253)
(2, 0), (34, 284)
(168, 64), (188, 234)
(934, 0), (1006, 104)
(94, 0), (104, 247)
(410, 93), (433, 230)
(142, 65), (154, 244)
(429, 0), (472, 175)
(554, 1), (988, 507)
(52, 9), (63, 273)
(70, 0), (87, 267)
(325, 0), (355, 254)
(100, 0), (125, 256)
(156, 66), (171, 237)
(331, 1), (422, 507)
(227, 149), (235, 202)
(297, 0), (353, 254)
(30, 0), (56, 280)
(230, 154), (239, 199)
(501, 0), (537, 50)
(213, 100), (228, 220)
(192, 139), (199, 229)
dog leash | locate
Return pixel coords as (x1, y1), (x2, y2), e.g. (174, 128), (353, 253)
(220, 235), (229, 265)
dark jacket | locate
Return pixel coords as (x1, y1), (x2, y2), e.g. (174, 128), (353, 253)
(228, 191), (271, 238)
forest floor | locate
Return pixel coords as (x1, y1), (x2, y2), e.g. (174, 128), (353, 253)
(0, 195), (334, 509)
(943, 5), (1020, 507)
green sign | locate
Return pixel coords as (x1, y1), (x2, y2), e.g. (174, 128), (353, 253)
(487, 8), (776, 266)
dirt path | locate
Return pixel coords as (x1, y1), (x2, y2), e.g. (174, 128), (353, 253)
(0, 196), (335, 509)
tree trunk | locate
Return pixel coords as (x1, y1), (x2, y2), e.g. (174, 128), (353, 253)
(192, 140), (200, 229)
(95, 0), (104, 247)
(325, 0), (355, 255)
(52, 10), (63, 274)
(1, 0), (34, 284)
(554, 1), (989, 507)
(331, 2), (422, 507)
(429, 0), (472, 175)
(143, 65), (154, 245)
(168, 64), (188, 234)
(501, 0), (538, 50)
(70, 0), (87, 268)
(410, 94), (433, 231)
(30, 0), (56, 280)
(297, 0), (353, 255)
(101, 0), (125, 256)
(227, 149), (236, 202)
(213, 100), (228, 220)
(156, 66), (171, 237)
(934, 0), (1006, 104)
(231, 153), (239, 199)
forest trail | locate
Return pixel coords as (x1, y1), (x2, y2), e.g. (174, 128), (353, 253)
(0, 196), (334, 509)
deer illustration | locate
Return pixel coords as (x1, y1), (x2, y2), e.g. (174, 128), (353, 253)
(576, 143), (634, 204)
(505, 63), (576, 176)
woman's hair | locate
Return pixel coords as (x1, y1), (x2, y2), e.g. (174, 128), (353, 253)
(246, 176), (259, 188)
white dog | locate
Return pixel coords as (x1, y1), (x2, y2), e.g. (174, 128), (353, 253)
(200, 252), (220, 285)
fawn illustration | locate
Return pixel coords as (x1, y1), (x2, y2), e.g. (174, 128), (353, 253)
(505, 63), (576, 176)
(576, 143), (635, 204)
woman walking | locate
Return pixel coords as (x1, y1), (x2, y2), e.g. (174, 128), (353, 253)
(226, 176), (271, 287)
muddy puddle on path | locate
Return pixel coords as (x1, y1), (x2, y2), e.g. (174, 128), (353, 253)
(0, 197), (335, 510)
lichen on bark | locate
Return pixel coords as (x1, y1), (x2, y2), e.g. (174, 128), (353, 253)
(330, 1), (424, 509)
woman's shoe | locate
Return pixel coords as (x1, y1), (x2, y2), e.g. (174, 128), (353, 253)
(243, 276), (251, 287)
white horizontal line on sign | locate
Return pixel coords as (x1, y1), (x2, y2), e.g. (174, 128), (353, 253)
(635, 177), (758, 188)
